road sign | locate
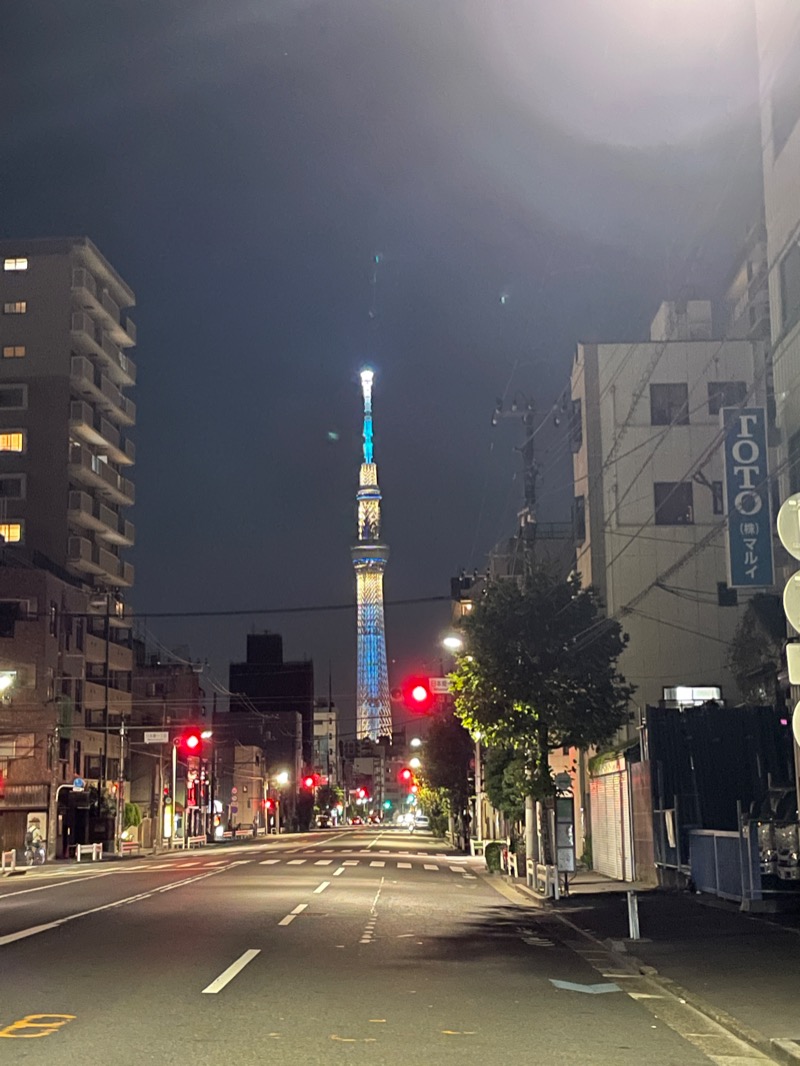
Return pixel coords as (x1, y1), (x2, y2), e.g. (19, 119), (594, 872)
(231, 786), (238, 796)
(72, 777), (85, 793)
(144, 730), (169, 744)
(429, 677), (451, 694)
(777, 494), (800, 560)
(554, 772), (572, 791)
(230, 805), (238, 814)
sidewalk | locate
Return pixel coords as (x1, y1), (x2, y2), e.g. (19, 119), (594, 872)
(516, 870), (800, 1062)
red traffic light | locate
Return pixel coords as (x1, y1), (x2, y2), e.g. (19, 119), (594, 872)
(303, 775), (316, 790)
(264, 798), (274, 810)
(401, 676), (435, 713)
(399, 768), (413, 782)
(356, 788), (367, 799)
(177, 728), (203, 754)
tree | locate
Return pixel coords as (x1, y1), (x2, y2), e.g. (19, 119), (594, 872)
(451, 570), (633, 799)
(483, 746), (527, 823)
(315, 783), (343, 812)
(727, 593), (785, 706)
(421, 710), (474, 812)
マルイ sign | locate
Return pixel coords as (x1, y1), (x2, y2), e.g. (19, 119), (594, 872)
(722, 407), (774, 587)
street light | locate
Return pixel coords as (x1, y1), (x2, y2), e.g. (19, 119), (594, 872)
(409, 757), (421, 770)
(409, 737), (422, 748)
(442, 635), (464, 652)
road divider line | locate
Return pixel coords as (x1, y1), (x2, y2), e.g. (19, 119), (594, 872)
(278, 914), (296, 926)
(291, 903), (308, 914)
(314, 881), (331, 894)
(0, 921), (63, 947)
(0, 872), (112, 899)
(333, 867), (345, 877)
(201, 949), (260, 994)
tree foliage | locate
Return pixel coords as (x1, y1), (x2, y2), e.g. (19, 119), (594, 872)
(420, 710), (474, 813)
(451, 571), (633, 797)
(727, 593), (785, 705)
(316, 784), (343, 811)
(483, 746), (527, 822)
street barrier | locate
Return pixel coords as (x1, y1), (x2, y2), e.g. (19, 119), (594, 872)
(76, 843), (103, 862)
(470, 839), (486, 857)
(1, 849), (15, 873)
(120, 841), (141, 856)
(186, 835), (207, 849)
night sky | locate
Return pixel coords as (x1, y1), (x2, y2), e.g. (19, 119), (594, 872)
(4, 0), (763, 734)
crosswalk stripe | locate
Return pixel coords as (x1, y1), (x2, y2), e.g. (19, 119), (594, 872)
(287, 859), (306, 865)
(369, 861), (385, 868)
(343, 860), (359, 866)
(314, 860), (333, 866)
(423, 864), (438, 871)
(259, 859), (280, 865)
(397, 862), (412, 869)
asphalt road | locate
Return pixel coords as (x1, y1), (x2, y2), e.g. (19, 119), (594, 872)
(0, 827), (773, 1065)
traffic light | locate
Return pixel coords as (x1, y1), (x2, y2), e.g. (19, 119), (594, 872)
(399, 767), (413, 783)
(356, 788), (367, 800)
(264, 798), (274, 811)
(303, 775), (316, 790)
(177, 728), (203, 756)
(401, 676), (435, 714)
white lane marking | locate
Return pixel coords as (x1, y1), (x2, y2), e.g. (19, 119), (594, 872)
(278, 914), (296, 926)
(0, 921), (64, 946)
(229, 860), (252, 867)
(333, 867), (346, 877)
(259, 859), (280, 865)
(397, 862), (412, 869)
(449, 866), (463, 873)
(205, 861), (227, 867)
(314, 860), (332, 866)
(343, 860), (358, 866)
(291, 904), (308, 915)
(423, 864), (438, 871)
(464, 874), (477, 880)
(314, 881), (331, 894)
(287, 859), (306, 866)
(369, 861), (385, 868)
(0, 872), (112, 899)
(0, 868), (227, 947)
(201, 949), (260, 994)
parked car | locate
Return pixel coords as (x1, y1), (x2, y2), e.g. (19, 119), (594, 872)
(410, 814), (430, 832)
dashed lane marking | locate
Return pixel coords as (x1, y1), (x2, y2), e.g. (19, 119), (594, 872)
(333, 867), (345, 876)
(314, 881), (331, 894)
(201, 950), (260, 994)
(260, 859), (280, 865)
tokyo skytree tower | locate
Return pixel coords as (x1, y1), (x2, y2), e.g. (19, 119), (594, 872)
(352, 368), (392, 741)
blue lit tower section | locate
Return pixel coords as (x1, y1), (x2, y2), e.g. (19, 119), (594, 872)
(352, 369), (392, 741)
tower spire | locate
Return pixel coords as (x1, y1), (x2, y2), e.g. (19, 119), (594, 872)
(352, 368), (392, 741)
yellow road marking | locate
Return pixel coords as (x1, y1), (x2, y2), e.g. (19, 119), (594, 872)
(0, 1014), (75, 1039)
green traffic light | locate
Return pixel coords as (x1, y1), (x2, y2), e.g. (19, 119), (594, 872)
(383, 800), (392, 809)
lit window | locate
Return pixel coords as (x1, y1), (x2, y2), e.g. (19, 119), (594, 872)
(0, 432), (24, 453)
(0, 523), (23, 544)
(2, 346), (25, 359)
(3, 302), (26, 315)
(3, 258), (27, 272)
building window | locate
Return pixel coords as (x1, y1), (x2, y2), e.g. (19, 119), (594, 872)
(573, 495), (586, 543)
(2, 346), (25, 359)
(650, 383), (689, 426)
(3, 258), (28, 272)
(0, 523), (23, 544)
(569, 398), (583, 452)
(707, 381), (747, 416)
(772, 38), (800, 158)
(84, 754), (102, 779)
(0, 386), (27, 410)
(654, 482), (694, 525)
(0, 432), (24, 453)
(73, 740), (82, 775)
(780, 242), (800, 332)
(0, 476), (24, 500)
(712, 481), (724, 515)
(3, 302), (27, 315)
(107, 758), (120, 781)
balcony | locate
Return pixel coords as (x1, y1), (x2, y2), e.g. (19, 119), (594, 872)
(71, 268), (97, 304)
(101, 334), (136, 387)
(98, 376), (135, 427)
(68, 536), (133, 587)
(68, 491), (134, 546)
(68, 444), (135, 506)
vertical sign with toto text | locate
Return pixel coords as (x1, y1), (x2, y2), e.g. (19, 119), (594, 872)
(722, 407), (773, 587)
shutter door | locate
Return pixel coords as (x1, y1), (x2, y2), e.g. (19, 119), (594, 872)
(591, 770), (631, 880)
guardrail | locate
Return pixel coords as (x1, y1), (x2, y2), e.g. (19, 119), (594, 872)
(120, 841), (141, 856)
(1, 849), (15, 873)
(76, 842), (103, 862)
(185, 835), (207, 849)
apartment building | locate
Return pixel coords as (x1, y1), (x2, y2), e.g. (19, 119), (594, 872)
(571, 301), (772, 880)
(0, 237), (136, 857)
(755, 3), (800, 497)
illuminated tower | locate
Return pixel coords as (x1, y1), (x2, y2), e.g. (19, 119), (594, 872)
(352, 369), (392, 741)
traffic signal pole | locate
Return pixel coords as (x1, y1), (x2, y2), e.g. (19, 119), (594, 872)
(170, 741), (177, 849)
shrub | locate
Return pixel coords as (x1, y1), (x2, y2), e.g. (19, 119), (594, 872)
(485, 841), (502, 873)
